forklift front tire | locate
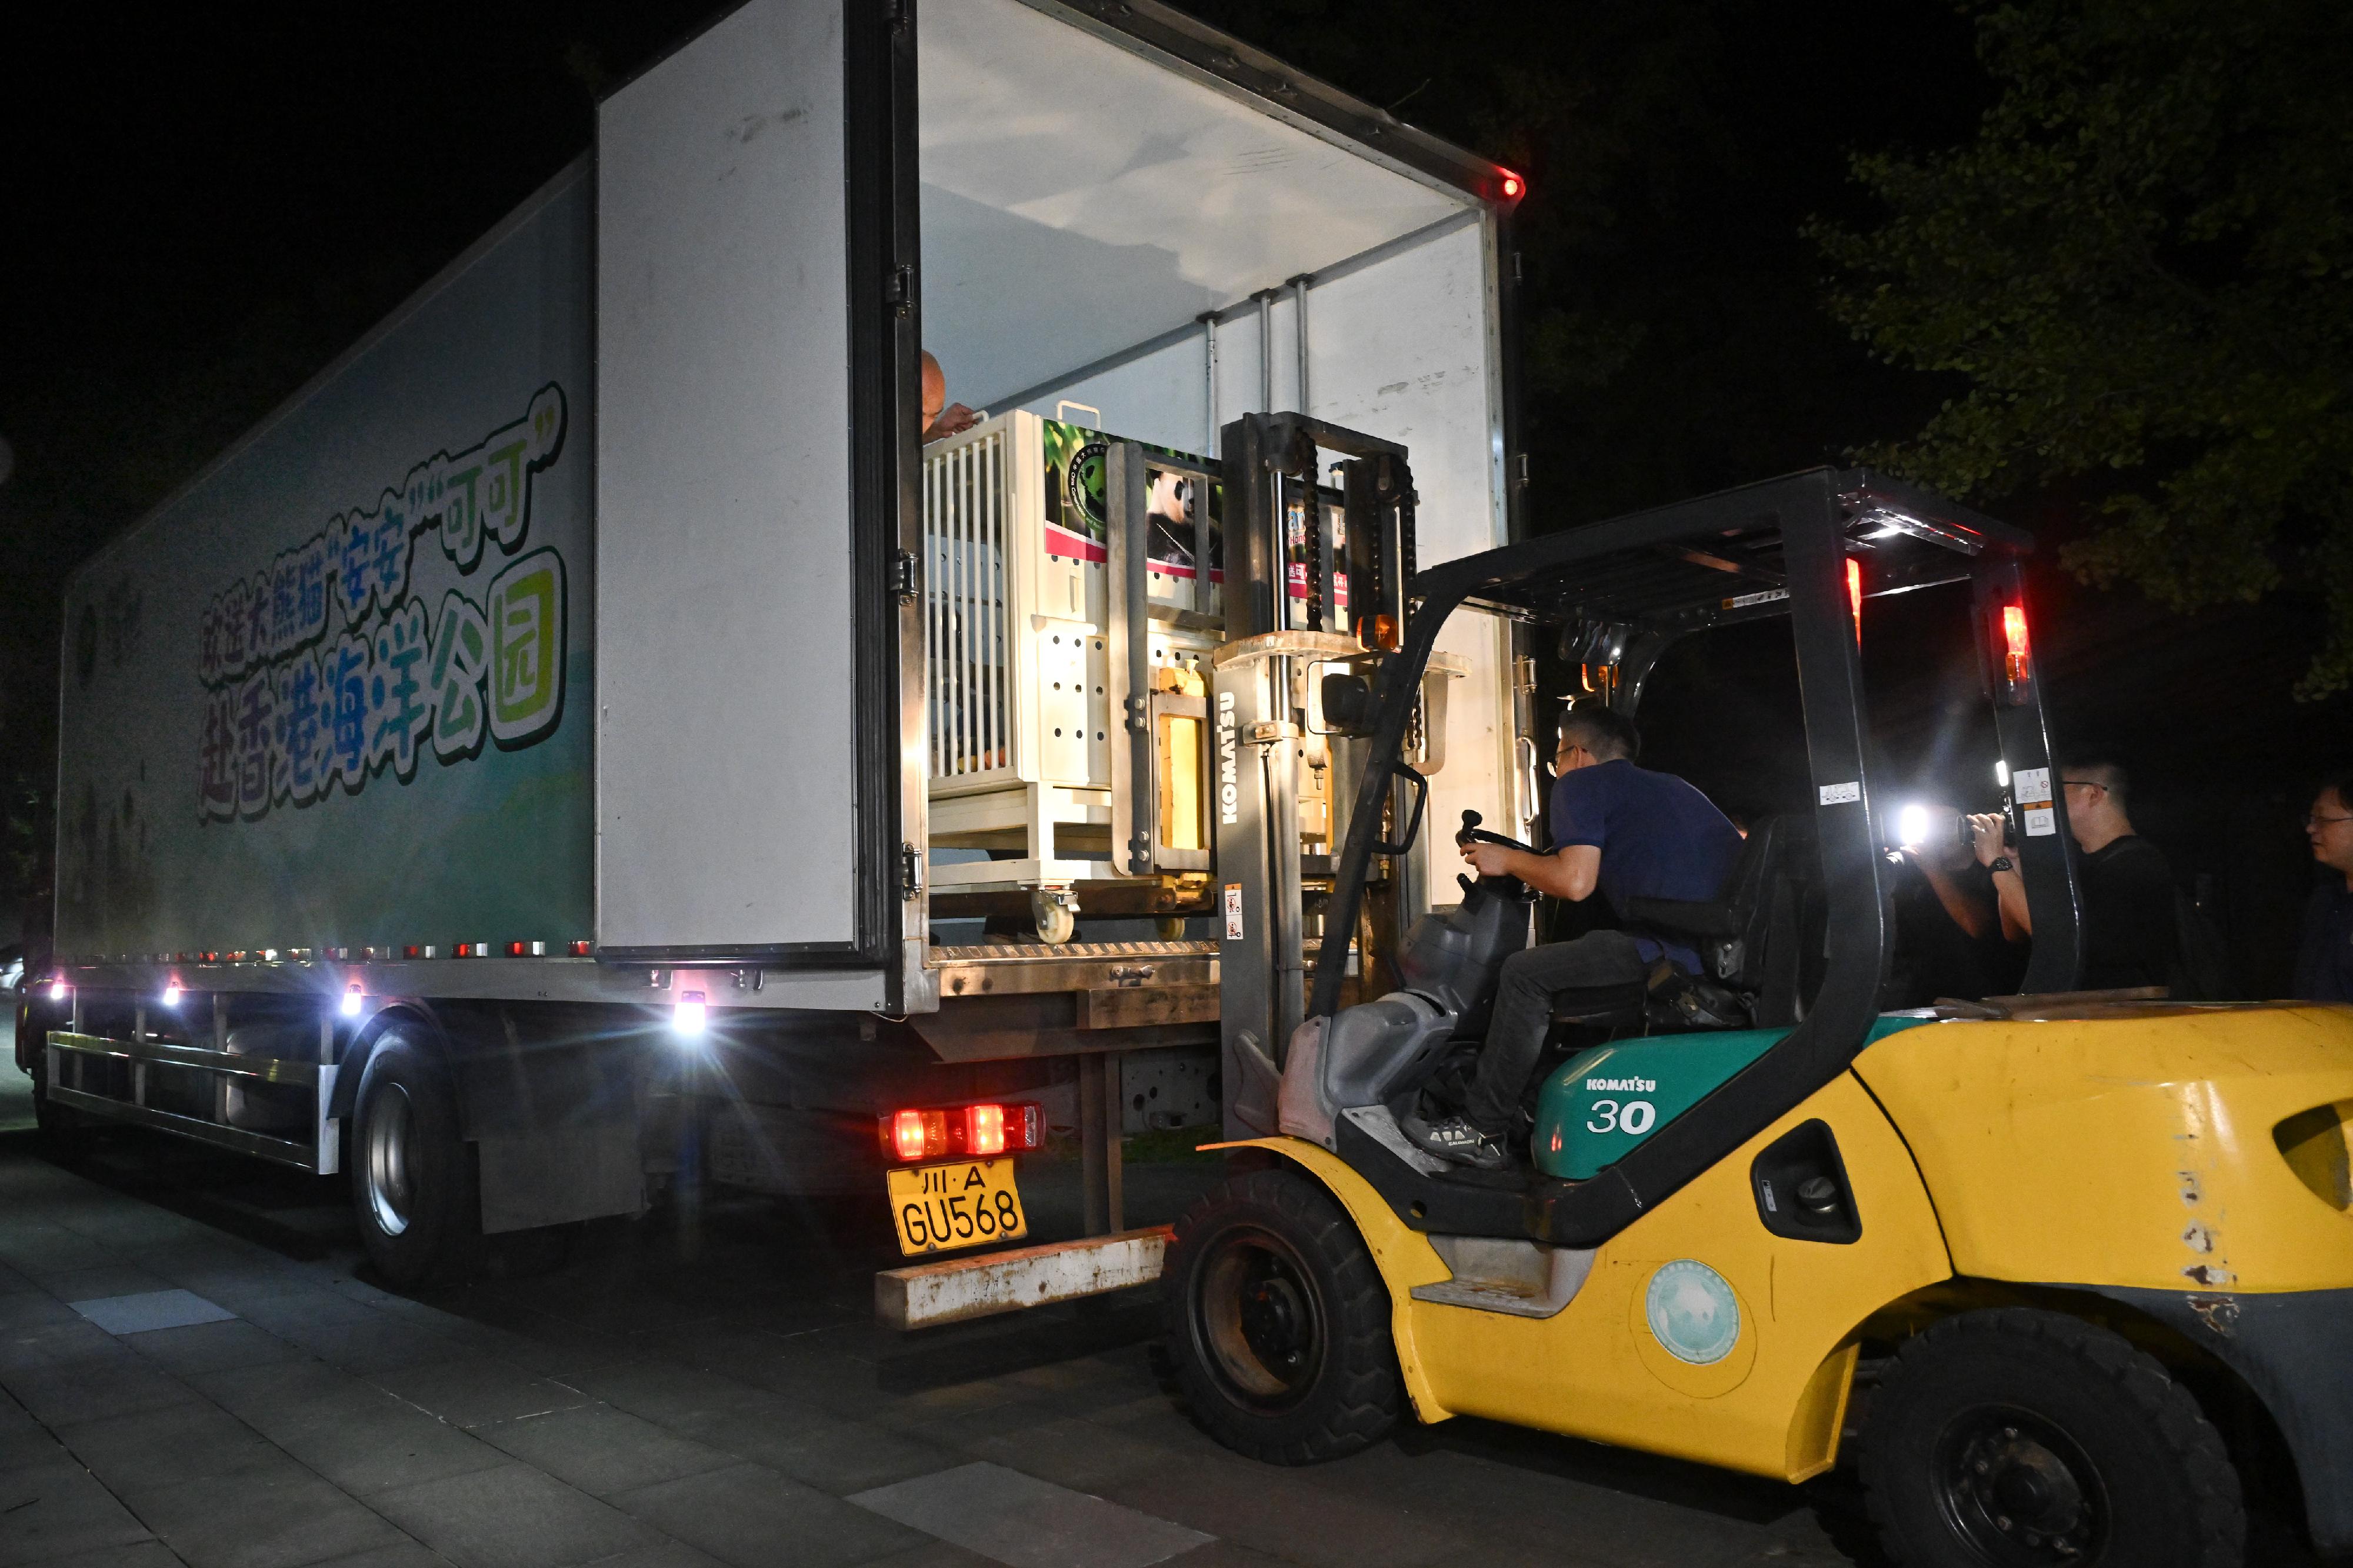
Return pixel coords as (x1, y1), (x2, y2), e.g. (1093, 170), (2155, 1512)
(1162, 1166), (1401, 1464)
(1860, 1307), (2244, 1568)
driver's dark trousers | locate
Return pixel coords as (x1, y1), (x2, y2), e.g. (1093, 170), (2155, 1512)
(1463, 930), (1648, 1136)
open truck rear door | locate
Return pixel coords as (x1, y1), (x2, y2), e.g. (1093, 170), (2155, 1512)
(594, 0), (923, 1006)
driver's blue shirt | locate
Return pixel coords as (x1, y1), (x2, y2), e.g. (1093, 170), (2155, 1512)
(1549, 759), (1742, 973)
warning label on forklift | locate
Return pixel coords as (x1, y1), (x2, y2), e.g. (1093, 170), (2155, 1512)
(1224, 883), (1245, 940)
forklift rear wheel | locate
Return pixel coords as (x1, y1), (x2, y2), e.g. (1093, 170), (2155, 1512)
(1861, 1307), (2244, 1568)
(351, 1028), (480, 1287)
(1163, 1166), (1401, 1463)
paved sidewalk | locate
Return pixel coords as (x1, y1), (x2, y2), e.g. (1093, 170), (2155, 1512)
(0, 1134), (2024, 1568)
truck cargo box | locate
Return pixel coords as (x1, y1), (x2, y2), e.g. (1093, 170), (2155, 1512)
(52, 0), (1526, 1019)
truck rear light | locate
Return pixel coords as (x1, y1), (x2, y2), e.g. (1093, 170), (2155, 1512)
(1991, 601), (2034, 704)
(48, 978), (69, 1002)
(969, 1103), (1006, 1156)
(567, 940), (592, 956)
(1846, 559), (1863, 644)
(878, 1102), (1044, 1162)
(892, 1109), (939, 1162)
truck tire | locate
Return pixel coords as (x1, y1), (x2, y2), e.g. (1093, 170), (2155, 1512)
(1162, 1165), (1401, 1464)
(1860, 1307), (2244, 1568)
(350, 1027), (479, 1287)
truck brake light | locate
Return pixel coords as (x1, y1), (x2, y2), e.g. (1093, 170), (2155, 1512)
(881, 1102), (1043, 1162)
(1992, 602), (2033, 704)
(1846, 558), (1862, 645)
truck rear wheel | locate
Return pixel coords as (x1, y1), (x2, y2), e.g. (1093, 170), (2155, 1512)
(1861, 1307), (2244, 1568)
(351, 1028), (479, 1287)
(1162, 1165), (1401, 1464)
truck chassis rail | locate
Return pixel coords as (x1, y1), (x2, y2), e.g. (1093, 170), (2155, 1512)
(44, 1031), (341, 1175)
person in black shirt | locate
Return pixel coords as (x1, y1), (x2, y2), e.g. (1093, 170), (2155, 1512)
(2295, 769), (2353, 1002)
(1968, 757), (2178, 990)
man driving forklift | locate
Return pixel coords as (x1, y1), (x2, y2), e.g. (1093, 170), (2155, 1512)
(1402, 699), (1742, 1169)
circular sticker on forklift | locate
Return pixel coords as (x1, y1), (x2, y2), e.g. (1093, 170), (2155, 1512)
(1645, 1260), (1741, 1366)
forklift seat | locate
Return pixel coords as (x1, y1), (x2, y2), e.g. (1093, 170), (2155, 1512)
(1620, 812), (1816, 1029)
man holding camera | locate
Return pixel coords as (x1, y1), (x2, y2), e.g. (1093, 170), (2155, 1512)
(1969, 756), (2178, 990)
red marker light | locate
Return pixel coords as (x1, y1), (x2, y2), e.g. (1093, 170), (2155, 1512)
(1846, 559), (1863, 645)
(1499, 171), (1524, 200)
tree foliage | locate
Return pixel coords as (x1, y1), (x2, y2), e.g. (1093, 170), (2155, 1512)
(1816, 0), (2353, 695)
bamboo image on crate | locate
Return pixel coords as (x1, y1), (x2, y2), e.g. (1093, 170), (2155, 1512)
(922, 412), (1221, 941)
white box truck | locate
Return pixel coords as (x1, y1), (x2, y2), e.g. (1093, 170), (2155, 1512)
(21, 0), (1529, 1299)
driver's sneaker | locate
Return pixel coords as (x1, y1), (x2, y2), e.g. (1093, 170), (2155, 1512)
(1402, 1114), (1511, 1171)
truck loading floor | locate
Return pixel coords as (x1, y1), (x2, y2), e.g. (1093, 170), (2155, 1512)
(0, 1127), (2323, 1568)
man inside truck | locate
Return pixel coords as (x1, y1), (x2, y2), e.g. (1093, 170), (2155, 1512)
(921, 351), (981, 443)
(1404, 702), (1744, 1169)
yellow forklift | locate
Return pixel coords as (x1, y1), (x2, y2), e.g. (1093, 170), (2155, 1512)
(1168, 460), (2353, 1567)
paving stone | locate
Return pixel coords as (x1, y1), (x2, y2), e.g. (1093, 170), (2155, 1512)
(476, 1403), (738, 1499)
(0, 1459), (158, 1567)
(69, 1290), (238, 1336)
(611, 1463), (927, 1568)
(676, 1403), (956, 1497)
(958, 1414), (1186, 1493)
(369, 1355), (593, 1430)
(1098, 1451), (1459, 1568)
(269, 1313), (463, 1376)
(851, 1462), (1213, 1568)
(46, 1268), (186, 1309)
(855, 1543), (1001, 1568)
(55, 1401), (281, 1500)
(10, 1542), (192, 1568)
(135, 1460), (412, 1568)
(371, 1464), (659, 1568)
(1, 1348), (202, 1429)
(292, 1545), (449, 1568)
(0, 1288), (81, 1333)
(126, 1320), (308, 1378)
(238, 1378), (509, 1497)
(557, 1363), (779, 1433)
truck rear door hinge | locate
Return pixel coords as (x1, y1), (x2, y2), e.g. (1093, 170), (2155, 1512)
(900, 842), (922, 900)
(884, 264), (915, 319)
(890, 550), (919, 603)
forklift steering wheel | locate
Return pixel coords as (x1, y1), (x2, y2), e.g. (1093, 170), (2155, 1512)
(1454, 809), (1532, 855)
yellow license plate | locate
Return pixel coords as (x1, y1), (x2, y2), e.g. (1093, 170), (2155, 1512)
(885, 1158), (1028, 1255)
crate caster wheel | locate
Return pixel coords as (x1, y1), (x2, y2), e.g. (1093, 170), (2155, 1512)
(1031, 889), (1078, 945)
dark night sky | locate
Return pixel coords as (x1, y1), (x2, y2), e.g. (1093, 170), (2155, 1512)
(3, 2), (2343, 983)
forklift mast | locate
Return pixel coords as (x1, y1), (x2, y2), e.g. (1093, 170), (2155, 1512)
(1212, 413), (1424, 1139)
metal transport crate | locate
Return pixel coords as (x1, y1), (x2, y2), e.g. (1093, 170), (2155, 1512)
(922, 412), (1226, 938)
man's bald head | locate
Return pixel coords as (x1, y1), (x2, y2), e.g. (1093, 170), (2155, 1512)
(921, 351), (946, 428)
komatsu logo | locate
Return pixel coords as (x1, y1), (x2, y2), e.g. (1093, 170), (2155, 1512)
(1585, 1076), (1657, 1093)
(1218, 689), (1239, 826)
